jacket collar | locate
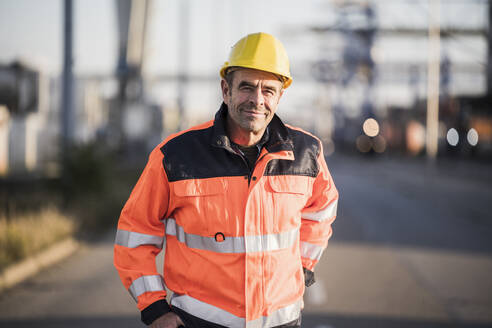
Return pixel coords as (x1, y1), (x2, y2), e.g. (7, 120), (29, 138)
(212, 102), (294, 154)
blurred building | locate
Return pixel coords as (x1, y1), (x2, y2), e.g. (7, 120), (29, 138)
(1, 0), (491, 179)
(0, 0), (164, 177)
(0, 61), (43, 175)
(308, 0), (491, 159)
(0, 60), (117, 176)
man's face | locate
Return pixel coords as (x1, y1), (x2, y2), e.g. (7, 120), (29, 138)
(221, 68), (284, 135)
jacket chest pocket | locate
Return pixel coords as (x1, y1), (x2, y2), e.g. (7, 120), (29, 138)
(171, 179), (231, 236)
(267, 176), (311, 231)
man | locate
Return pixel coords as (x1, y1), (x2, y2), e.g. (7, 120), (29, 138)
(114, 32), (338, 328)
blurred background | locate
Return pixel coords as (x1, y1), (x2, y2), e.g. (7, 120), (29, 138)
(0, 0), (491, 327)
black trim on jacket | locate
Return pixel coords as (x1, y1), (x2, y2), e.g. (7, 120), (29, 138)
(141, 299), (172, 325)
(173, 306), (301, 328)
(160, 103), (321, 182)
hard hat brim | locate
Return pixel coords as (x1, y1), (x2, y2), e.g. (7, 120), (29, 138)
(220, 64), (292, 89)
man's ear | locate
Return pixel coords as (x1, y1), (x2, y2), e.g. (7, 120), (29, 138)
(220, 79), (230, 104)
(277, 88), (284, 104)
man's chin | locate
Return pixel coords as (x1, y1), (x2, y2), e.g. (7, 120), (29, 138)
(241, 121), (265, 133)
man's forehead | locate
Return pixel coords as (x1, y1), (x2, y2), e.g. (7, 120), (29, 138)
(232, 68), (283, 87)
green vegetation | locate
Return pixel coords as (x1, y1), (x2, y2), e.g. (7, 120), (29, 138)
(0, 142), (143, 272)
(62, 143), (141, 234)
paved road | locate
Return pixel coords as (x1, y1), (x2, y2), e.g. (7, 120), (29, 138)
(0, 154), (491, 328)
(302, 154), (492, 328)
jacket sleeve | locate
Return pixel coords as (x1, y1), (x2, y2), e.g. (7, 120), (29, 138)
(113, 147), (172, 325)
(300, 142), (339, 273)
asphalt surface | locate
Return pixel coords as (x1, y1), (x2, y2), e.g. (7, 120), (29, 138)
(0, 153), (491, 328)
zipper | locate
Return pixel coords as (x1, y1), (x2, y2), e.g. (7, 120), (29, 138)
(227, 143), (260, 186)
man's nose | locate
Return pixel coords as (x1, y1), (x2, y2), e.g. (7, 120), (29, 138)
(249, 87), (265, 107)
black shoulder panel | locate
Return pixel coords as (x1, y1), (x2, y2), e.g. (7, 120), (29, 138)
(264, 127), (320, 177)
(160, 127), (248, 182)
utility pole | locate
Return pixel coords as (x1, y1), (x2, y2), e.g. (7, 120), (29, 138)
(426, 0), (441, 162)
(488, 0), (492, 95)
(177, 0), (189, 131)
(114, 0), (151, 151)
(61, 0), (74, 180)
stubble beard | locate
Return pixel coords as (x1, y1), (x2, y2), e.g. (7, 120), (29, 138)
(236, 104), (270, 134)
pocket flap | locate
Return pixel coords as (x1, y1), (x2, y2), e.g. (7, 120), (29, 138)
(268, 176), (309, 195)
(173, 179), (226, 196)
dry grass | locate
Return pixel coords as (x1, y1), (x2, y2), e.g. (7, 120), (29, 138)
(0, 207), (75, 272)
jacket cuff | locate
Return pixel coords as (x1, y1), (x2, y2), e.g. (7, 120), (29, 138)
(141, 299), (172, 325)
(303, 267), (316, 287)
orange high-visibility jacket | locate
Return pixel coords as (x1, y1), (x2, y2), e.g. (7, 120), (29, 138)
(114, 104), (338, 327)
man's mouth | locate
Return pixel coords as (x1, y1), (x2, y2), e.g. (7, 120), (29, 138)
(243, 109), (266, 118)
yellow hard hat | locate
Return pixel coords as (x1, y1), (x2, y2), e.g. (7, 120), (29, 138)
(220, 32), (292, 88)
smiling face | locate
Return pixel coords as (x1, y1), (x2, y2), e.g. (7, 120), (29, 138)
(221, 68), (284, 145)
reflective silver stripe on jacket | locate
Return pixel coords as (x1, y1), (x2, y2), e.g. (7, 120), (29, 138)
(165, 218), (298, 253)
(301, 199), (338, 222)
(300, 241), (324, 261)
(128, 275), (165, 302)
(247, 299), (302, 328)
(115, 229), (164, 249)
(170, 293), (302, 328)
(245, 229), (298, 253)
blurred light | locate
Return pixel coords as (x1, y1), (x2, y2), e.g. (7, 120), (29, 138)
(356, 135), (372, 153)
(363, 118), (379, 137)
(446, 128), (459, 146)
(373, 135), (387, 153)
(370, 46), (384, 62)
(406, 120), (425, 155)
(467, 128), (479, 146)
